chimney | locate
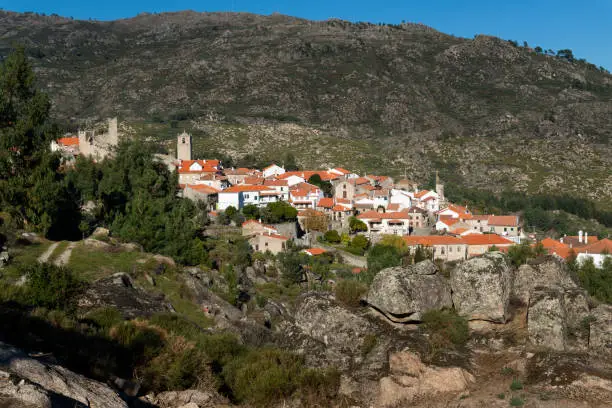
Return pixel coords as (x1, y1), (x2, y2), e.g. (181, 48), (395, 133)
(585, 232), (588, 244)
(560, 237), (564, 244)
(578, 230), (583, 244)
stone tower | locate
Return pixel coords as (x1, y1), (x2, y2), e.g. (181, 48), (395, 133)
(435, 170), (445, 202)
(177, 131), (192, 161)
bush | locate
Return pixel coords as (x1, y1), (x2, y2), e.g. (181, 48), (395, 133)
(223, 348), (304, 405)
(421, 309), (469, 351)
(510, 378), (523, 391)
(577, 257), (612, 303)
(349, 217), (367, 233)
(350, 234), (370, 254)
(366, 244), (401, 278)
(84, 307), (124, 330)
(298, 367), (340, 403)
(23, 263), (83, 311)
(510, 396), (524, 406)
(323, 230), (341, 244)
(335, 279), (368, 307)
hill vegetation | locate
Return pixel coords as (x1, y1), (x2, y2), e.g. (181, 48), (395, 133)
(0, 10), (610, 209)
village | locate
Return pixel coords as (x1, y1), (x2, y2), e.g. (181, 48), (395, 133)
(52, 122), (612, 269)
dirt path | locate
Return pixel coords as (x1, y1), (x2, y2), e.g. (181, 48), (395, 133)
(55, 242), (76, 266)
(37, 242), (59, 263)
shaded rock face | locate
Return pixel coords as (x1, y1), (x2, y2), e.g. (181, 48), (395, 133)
(377, 350), (474, 407)
(0, 342), (127, 408)
(450, 252), (512, 323)
(295, 293), (375, 356)
(590, 304), (612, 354)
(140, 389), (226, 408)
(527, 287), (568, 351)
(366, 260), (452, 322)
(181, 272), (243, 323)
(76, 273), (173, 319)
(513, 257), (578, 305)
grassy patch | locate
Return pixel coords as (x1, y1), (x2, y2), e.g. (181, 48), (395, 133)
(137, 271), (214, 329)
(48, 241), (70, 263)
(255, 282), (302, 306)
(510, 378), (523, 391)
(422, 309), (470, 355)
(334, 279), (368, 307)
(509, 396), (524, 406)
(67, 245), (147, 281)
(0, 241), (51, 280)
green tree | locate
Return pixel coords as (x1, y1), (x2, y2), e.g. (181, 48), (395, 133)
(366, 244), (401, 279)
(283, 153), (299, 171)
(307, 174), (333, 197)
(261, 201), (298, 224)
(242, 204), (260, 220)
(278, 251), (308, 285)
(349, 234), (370, 255)
(349, 216), (368, 233)
(323, 230), (341, 244)
(507, 242), (534, 266)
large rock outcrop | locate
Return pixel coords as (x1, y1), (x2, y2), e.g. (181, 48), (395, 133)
(366, 260), (452, 322)
(590, 304), (612, 354)
(513, 256), (578, 305)
(377, 350), (474, 407)
(76, 272), (173, 319)
(527, 287), (568, 351)
(0, 342), (127, 408)
(295, 293), (375, 356)
(450, 252), (512, 323)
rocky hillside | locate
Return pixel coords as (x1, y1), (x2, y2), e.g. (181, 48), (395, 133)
(1, 10), (611, 202)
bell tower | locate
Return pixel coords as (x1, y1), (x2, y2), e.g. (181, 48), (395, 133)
(435, 170), (445, 202)
(177, 131), (192, 161)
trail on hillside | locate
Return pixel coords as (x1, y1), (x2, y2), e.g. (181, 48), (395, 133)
(37, 242), (59, 263)
(55, 242), (76, 266)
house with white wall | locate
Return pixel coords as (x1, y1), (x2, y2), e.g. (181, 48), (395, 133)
(356, 211), (411, 236)
(217, 185), (278, 210)
(576, 238), (612, 268)
(390, 189), (412, 210)
(262, 164), (285, 178)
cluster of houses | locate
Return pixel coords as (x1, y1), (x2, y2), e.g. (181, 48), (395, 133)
(52, 129), (611, 268)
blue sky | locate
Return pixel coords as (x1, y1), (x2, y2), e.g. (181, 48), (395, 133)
(3, 0), (611, 69)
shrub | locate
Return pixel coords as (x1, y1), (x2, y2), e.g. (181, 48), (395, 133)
(111, 322), (165, 364)
(22, 263), (83, 310)
(366, 244), (401, 279)
(299, 367), (340, 403)
(349, 217), (367, 233)
(85, 307), (124, 330)
(139, 337), (213, 392)
(335, 279), (368, 307)
(510, 396), (524, 406)
(510, 378), (523, 391)
(223, 348), (304, 405)
(350, 234), (370, 254)
(421, 309), (469, 351)
(323, 230), (341, 244)
(149, 313), (202, 340)
(361, 334), (377, 356)
(497, 393), (505, 399)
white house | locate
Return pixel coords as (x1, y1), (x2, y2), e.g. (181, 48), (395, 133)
(262, 164), (285, 178)
(389, 189), (412, 210)
(217, 185), (279, 210)
(280, 175), (305, 187)
(289, 184), (323, 209)
(576, 238), (612, 268)
(356, 211), (411, 236)
(177, 160), (220, 185)
(263, 179), (290, 201)
(414, 190), (441, 212)
(372, 190), (391, 210)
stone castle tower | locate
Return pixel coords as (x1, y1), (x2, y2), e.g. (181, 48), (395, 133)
(177, 131), (192, 161)
(78, 117), (119, 160)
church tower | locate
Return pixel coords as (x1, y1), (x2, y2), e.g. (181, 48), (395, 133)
(435, 170), (445, 203)
(177, 131), (192, 161)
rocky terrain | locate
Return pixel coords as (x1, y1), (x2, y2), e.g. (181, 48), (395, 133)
(0, 10), (611, 203)
(1, 227), (611, 407)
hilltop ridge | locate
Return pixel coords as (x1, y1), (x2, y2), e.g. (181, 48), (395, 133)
(0, 10), (610, 204)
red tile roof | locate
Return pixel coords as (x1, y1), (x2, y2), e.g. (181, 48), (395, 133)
(264, 179), (289, 187)
(255, 232), (289, 241)
(185, 184), (220, 194)
(414, 190), (430, 199)
(461, 234), (515, 246)
(387, 203), (400, 211)
(576, 238), (612, 255)
(221, 185), (273, 193)
(488, 215), (519, 227)
(317, 198), (334, 208)
(333, 168), (351, 175)
(332, 204), (351, 212)
(357, 211), (410, 220)
(304, 248), (327, 256)
(243, 176), (265, 185)
(437, 216), (460, 227)
(178, 160), (219, 174)
(57, 137), (79, 146)
(403, 235), (466, 246)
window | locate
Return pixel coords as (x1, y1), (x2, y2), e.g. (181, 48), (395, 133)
(265, 242), (269, 247)
(510, 227), (514, 231)
(441, 247), (445, 255)
(504, 227), (507, 232)
(182, 137), (185, 143)
(343, 191), (347, 198)
(449, 247), (453, 252)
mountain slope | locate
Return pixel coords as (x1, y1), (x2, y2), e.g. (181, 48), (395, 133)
(1, 10), (611, 204)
